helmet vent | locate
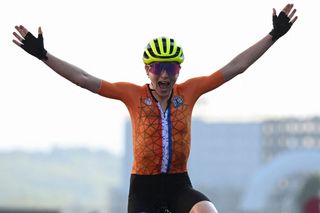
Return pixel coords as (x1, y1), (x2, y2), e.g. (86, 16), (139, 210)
(169, 39), (174, 54)
(162, 37), (167, 53)
(154, 39), (161, 54)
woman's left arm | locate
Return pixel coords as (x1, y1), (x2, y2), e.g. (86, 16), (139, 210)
(220, 3), (298, 82)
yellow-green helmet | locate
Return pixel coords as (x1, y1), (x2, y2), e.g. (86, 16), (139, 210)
(143, 37), (184, 64)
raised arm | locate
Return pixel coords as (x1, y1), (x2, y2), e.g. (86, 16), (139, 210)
(12, 25), (101, 93)
(220, 3), (298, 82)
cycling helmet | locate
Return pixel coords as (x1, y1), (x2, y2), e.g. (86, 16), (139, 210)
(143, 37), (184, 64)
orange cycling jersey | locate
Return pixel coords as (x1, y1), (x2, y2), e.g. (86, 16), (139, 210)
(98, 71), (225, 175)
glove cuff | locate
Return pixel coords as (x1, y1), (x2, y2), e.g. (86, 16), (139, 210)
(269, 29), (280, 41)
(39, 49), (48, 60)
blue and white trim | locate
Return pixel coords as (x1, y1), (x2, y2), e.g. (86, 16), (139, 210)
(157, 102), (172, 173)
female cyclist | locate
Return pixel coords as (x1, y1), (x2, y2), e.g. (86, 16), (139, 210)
(12, 3), (297, 213)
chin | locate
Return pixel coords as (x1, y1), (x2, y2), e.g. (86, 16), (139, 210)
(156, 89), (171, 97)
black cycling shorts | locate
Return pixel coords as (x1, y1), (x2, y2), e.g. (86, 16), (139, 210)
(128, 172), (210, 213)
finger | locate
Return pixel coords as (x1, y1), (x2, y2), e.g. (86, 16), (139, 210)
(283, 4), (293, 15)
(18, 25), (29, 37)
(12, 39), (22, 47)
(282, 4), (290, 14)
(288, 8), (297, 19)
(38, 26), (43, 35)
(290, 16), (298, 24)
(14, 25), (24, 37)
(13, 31), (24, 42)
(272, 8), (276, 16)
(15, 25), (27, 37)
(281, 4), (289, 13)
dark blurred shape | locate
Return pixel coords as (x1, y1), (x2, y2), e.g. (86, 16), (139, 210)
(296, 175), (320, 213)
(303, 197), (320, 213)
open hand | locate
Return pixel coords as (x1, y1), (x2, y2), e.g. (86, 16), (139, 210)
(13, 25), (48, 60)
(269, 3), (298, 41)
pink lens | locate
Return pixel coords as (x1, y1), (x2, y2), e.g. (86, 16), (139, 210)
(149, 62), (180, 76)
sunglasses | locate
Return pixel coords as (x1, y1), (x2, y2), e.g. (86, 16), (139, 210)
(148, 62), (181, 76)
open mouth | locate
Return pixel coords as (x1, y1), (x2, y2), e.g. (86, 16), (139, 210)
(158, 81), (170, 89)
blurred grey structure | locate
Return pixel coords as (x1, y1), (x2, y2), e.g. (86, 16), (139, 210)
(241, 117), (320, 213)
(261, 117), (320, 163)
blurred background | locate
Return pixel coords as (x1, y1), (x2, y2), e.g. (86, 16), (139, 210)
(1, 0), (319, 212)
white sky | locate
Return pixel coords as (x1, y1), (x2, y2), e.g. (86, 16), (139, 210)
(1, 0), (319, 156)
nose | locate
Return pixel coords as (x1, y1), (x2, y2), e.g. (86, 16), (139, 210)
(160, 69), (169, 77)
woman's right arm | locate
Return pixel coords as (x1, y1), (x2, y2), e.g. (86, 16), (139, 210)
(13, 25), (101, 93)
(43, 52), (101, 93)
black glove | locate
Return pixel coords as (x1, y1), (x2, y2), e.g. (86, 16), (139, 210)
(21, 32), (48, 60)
(269, 11), (292, 41)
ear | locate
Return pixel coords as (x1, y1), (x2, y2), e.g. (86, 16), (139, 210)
(145, 64), (150, 76)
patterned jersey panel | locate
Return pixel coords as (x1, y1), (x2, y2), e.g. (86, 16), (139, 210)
(169, 92), (192, 174)
(131, 93), (163, 174)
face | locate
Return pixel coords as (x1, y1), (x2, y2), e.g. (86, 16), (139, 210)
(146, 62), (181, 98)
